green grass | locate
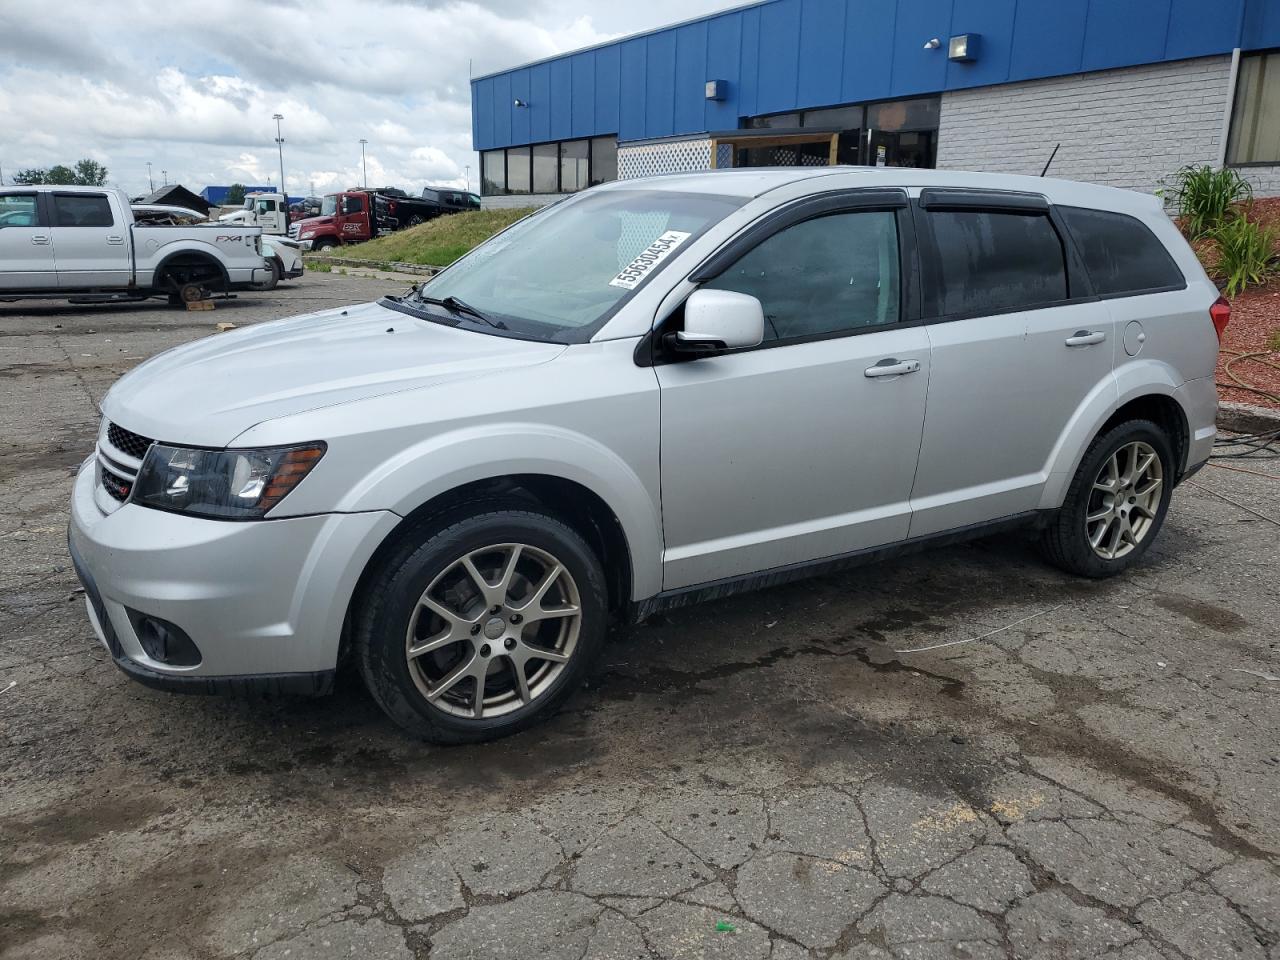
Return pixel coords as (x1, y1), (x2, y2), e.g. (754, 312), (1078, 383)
(338, 208), (538, 267)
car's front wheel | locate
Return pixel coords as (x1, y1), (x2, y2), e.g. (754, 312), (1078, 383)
(354, 504), (608, 742)
(1040, 419), (1175, 577)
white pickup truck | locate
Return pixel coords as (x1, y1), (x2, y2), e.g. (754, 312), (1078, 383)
(0, 185), (268, 305)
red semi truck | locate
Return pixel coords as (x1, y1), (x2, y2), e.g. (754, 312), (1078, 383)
(289, 189), (439, 250)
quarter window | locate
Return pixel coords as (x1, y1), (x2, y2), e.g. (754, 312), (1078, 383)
(1058, 206), (1184, 296)
(1227, 50), (1280, 165)
(704, 211), (901, 342)
(926, 210), (1067, 317)
(52, 193), (114, 228)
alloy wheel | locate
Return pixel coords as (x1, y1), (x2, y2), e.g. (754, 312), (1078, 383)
(1085, 441), (1163, 560)
(404, 543), (581, 719)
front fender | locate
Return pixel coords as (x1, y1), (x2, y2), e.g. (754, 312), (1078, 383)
(1037, 359), (1192, 510)
(336, 423), (663, 601)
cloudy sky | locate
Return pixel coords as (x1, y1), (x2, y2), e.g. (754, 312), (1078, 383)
(0, 0), (742, 199)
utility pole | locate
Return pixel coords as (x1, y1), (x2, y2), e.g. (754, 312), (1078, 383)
(273, 113), (286, 199)
(146, 161), (154, 192)
(359, 139), (368, 189)
(464, 164), (470, 192)
(162, 169), (168, 186)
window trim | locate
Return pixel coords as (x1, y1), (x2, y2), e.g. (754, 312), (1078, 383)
(50, 191), (116, 228)
(482, 135), (619, 197)
(640, 189), (919, 366)
(911, 195), (1096, 324)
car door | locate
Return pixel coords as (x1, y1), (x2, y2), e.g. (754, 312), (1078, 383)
(908, 190), (1115, 537)
(50, 192), (132, 288)
(655, 193), (931, 590)
(0, 191), (56, 290)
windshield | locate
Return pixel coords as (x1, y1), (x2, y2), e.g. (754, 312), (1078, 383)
(411, 189), (743, 342)
(321, 195), (338, 216)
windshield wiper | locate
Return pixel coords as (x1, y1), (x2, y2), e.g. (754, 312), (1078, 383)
(418, 294), (506, 329)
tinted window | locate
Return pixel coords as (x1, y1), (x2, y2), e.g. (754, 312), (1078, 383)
(52, 194), (114, 227)
(533, 143), (558, 193)
(507, 147), (531, 194)
(1059, 206), (1184, 296)
(422, 189), (439, 202)
(481, 150), (505, 195)
(590, 137), (618, 186)
(0, 193), (39, 227)
(927, 210), (1066, 316)
(560, 140), (589, 192)
(705, 211), (900, 342)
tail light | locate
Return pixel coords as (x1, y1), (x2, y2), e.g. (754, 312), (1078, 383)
(1209, 296), (1231, 343)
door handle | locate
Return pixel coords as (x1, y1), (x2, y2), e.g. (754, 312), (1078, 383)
(30, 235), (50, 245)
(1065, 330), (1106, 347)
(106, 235), (125, 244)
(864, 358), (921, 378)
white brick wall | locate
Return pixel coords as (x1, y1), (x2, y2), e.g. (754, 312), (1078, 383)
(937, 56), (1280, 198)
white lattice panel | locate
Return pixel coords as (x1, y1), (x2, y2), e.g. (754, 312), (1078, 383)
(618, 139), (713, 179)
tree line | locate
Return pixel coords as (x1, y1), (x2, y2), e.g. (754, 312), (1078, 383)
(11, 159), (109, 186)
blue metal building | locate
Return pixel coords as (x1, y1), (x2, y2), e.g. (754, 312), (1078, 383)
(470, 0), (1280, 202)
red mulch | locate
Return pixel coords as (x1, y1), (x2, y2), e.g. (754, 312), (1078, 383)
(1218, 277), (1280, 409)
(1178, 197), (1280, 409)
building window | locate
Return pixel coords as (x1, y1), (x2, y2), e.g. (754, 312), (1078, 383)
(480, 136), (619, 196)
(482, 150), (505, 195)
(590, 137), (617, 185)
(533, 143), (559, 193)
(741, 96), (939, 169)
(1228, 51), (1280, 166)
(507, 146), (532, 194)
(560, 140), (590, 192)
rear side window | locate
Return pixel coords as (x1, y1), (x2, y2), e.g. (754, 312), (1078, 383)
(926, 210), (1067, 317)
(0, 193), (40, 227)
(1059, 206), (1184, 296)
(52, 194), (114, 227)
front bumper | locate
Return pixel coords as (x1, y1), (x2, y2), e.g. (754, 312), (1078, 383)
(297, 239), (314, 252)
(285, 263), (305, 279)
(68, 458), (399, 693)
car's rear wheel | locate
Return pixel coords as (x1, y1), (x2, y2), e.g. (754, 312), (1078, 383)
(354, 504), (607, 743)
(1040, 419), (1174, 577)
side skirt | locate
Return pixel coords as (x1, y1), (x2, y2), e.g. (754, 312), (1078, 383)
(632, 510), (1048, 621)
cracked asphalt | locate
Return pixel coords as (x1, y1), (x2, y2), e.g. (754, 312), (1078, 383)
(2, 273), (1279, 959)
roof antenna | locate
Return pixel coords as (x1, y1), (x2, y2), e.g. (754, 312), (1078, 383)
(1040, 143), (1061, 177)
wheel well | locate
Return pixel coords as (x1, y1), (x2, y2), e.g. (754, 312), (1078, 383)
(155, 252), (228, 291)
(1100, 395), (1189, 476)
(347, 474), (634, 633)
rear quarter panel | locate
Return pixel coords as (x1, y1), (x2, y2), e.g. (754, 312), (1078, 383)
(132, 227), (264, 285)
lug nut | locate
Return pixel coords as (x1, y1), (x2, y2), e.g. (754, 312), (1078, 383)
(479, 644), (491, 657)
(471, 624), (482, 635)
(504, 637), (516, 650)
(491, 605), (502, 614)
(510, 613), (523, 624)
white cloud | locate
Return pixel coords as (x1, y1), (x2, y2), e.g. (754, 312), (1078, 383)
(0, 0), (743, 198)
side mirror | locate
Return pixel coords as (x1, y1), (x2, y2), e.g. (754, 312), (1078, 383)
(670, 289), (765, 355)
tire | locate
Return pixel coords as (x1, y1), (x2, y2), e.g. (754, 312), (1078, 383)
(354, 503), (608, 743)
(313, 238), (337, 252)
(251, 258), (281, 292)
(1040, 419), (1175, 578)
(407, 215), (424, 227)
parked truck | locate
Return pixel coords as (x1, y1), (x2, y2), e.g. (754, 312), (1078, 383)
(217, 191), (290, 235)
(0, 186), (267, 305)
(288, 188), (441, 250)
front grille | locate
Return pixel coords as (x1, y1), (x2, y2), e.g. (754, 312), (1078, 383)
(106, 422), (154, 460)
(288, 223), (300, 240)
(98, 462), (132, 502)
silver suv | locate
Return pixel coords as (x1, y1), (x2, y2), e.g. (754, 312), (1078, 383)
(69, 168), (1225, 742)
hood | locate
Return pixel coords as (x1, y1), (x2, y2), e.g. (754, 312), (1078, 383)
(217, 210), (250, 223)
(295, 216), (333, 231)
(101, 300), (565, 446)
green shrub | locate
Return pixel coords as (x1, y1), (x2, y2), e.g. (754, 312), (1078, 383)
(1212, 215), (1276, 297)
(1170, 165), (1253, 239)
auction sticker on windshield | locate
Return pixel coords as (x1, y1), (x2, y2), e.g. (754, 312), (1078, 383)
(608, 231), (692, 290)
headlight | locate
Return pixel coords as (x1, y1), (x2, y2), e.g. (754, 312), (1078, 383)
(132, 443), (326, 520)
(300, 230), (315, 239)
